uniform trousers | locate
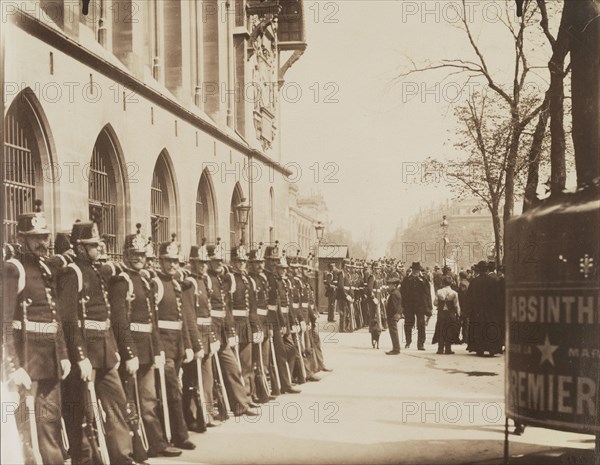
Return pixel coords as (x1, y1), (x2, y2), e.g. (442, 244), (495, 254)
(130, 364), (168, 455)
(182, 355), (214, 428)
(269, 324), (297, 392)
(237, 341), (254, 398)
(310, 325), (326, 371)
(218, 345), (251, 415)
(16, 378), (63, 465)
(327, 295), (336, 321)
(63, 365), (132, 465)
(336, 298), (350, 332)
(162, 357), (190, 445)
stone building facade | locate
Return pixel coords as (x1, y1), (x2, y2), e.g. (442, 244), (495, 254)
(2, 0), (309, 258)
(388, 199), (495, 270)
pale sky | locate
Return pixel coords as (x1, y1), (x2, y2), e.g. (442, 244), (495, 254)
(280, 0), (554, 258)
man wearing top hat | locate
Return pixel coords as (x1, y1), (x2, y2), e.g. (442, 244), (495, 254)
(151, 234), (196, 450)
(57, 218), (138, 464)
(465, 260), (503, 356)
(400, 262), (432, 351)
(181, 240), (222, 431)
(108, 225), (182, 458)
(206, 244), (259, 416)
(263, 242), (301, 394)
(3, 200), (72, 464)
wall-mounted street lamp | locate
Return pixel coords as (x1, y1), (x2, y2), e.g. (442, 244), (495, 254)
(235, 197), (251, 245)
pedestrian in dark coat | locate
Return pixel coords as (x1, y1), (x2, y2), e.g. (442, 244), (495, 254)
(466, 261), (503, 356)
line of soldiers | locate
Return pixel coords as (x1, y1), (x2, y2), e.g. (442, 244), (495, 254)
(322, 257), (506, 356)
(2, 201), (331, 465)
(323, 258), (404, 334)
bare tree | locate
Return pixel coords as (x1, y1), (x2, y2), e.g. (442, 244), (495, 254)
(396, 0), (555, 224)
(424, 91), (535, 263)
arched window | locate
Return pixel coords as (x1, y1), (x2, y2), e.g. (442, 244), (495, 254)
(151, 151), (178, 243)
(88, 129), (126, 259)
(230, 183), (244, 248)
(196, 170), (217, 244)
(3, 93), (48, 243)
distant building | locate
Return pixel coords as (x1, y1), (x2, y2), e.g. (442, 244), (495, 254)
(287, 185), (327, 255)
(2, 0), (309, 258)
(388, 199), (495, 270)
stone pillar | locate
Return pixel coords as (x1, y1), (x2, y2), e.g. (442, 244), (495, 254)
(111, 0), (145, 79)
(163, 0), (191, 103)
(203, 0), (223, 123)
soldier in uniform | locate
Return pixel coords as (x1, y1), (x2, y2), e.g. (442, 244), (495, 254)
(281, 254), (304, 384)
(400, 262), (432, 351)
(247, 244), (275, 402)
(324, 263), (336, 322)
(181, 242), (222, 431)
(58, 219), (139, 464)
(3, 200), (72, 465)
(263, 243), (300, 395)
(206, 244), (259, 416)
(228, 246), (256, 399)
(289, 255), (320, 382)
(109, 225), (182, 458)
(335, 260), (350, 332)
(151, 234), (196, 450)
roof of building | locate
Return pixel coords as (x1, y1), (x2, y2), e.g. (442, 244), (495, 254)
(318, 245), (349, 259)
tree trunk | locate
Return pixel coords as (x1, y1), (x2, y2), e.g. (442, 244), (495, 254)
(565, 0), (600, 186)
(503, 121), (523, 225)
(491, 204), (503, 265)
(523, 93), (551, 212)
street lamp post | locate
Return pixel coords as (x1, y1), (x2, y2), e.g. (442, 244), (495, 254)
(314, 221), (325, 312)
(440, 215), (449, 268)
(235, 197), (251, 246)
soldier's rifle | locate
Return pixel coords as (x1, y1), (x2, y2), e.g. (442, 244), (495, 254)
(195, 358), (209, 426)
(212, 353), (232, 415)
(268, 329), (281, 393)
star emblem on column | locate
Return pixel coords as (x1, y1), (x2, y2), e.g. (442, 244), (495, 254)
(536, 334), (559, 367)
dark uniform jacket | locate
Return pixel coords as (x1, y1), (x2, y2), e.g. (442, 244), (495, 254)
(230, 271), (253, 344)
(57, 258), (120, 369)
(3, 254), (69, 380)
(275, 276), (291, 329)
(109, 267), (163, 366)
(249, 271), (269, 333)
(152, 271), (192, 361)
(182, 273), (217, 353)
(207, 270), (236, 344)
(400, 274), (433, 316)
(335, 269), (346, 300)
(264, 270), (284, 327)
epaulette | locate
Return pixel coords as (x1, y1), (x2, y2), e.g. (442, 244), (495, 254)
(152, 276), (164, 303)
(185, 276), (198, 294)
(6, 258), (26, 294)
(67, 262), (84, 293)
(228, 272), (236, 294)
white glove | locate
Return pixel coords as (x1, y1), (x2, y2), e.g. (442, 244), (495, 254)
(125, 356), (139, 375)
(300, 321), (307, 332)
(114, 352), (121, 370)
(252, 332), (261, 344)
(79, 358), (93, 382)
(184, 348), (194, 363)
(291, 324), (300, 334)
(228, 336), (238, 348)
(60, 359), (71, 380)
(210, 340), (221, 354)
(9, 367), (32, 390)
(195, 349), (205, 360)
(281, 326), (288, 335)
(154, 351), (165, 369)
